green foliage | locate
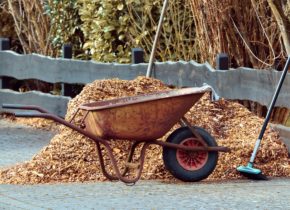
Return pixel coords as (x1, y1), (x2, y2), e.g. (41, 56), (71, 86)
(44, 0), (83, 57)
(125, 0), (197, 62)
(78, 0), (197, 63)
(42, 0), (197, 62)
(78, 0), (131, 62)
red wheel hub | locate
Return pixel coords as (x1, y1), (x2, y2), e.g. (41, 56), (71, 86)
(176, 138), (208, 171)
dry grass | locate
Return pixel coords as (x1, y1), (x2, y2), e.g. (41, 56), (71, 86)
(189, 0), (290, 124)
(126, 0), (198, 61)
(189, 0), (288, 69)
(6, 0), (54, 55)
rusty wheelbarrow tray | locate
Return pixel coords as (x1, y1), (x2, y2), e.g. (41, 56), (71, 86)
(2, 86), (230, 184)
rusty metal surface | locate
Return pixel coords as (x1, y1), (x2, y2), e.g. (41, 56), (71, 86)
(9, 111), (229, 183)
(6, 112), (148, 184)
(2, 86), (230, 184)
(151, 140), (230, 152)
(81, 87), (210, 140)
(80, 86), (210, 111)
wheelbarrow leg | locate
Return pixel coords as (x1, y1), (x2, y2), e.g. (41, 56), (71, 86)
(95, 141), (119, 181)
(3, 110), (151, 184)
(99, 140), (151, 184)
(122, 141), (144, 176)
(95, 140), (146, 181)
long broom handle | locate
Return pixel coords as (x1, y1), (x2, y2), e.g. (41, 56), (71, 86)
(250, 56), (290, 163)
(146, 0), (169, 78)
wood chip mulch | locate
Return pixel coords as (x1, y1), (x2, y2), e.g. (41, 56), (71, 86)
(0, 76), (289, 184)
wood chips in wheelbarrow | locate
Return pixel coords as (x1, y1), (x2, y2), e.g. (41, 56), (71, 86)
(0, 76), (289, 184)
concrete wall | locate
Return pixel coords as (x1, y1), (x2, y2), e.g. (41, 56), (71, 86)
(271, 124), (290, 156)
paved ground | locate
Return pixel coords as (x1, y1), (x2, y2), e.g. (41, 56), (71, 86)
(0, 119), (290, 210)
(0, 119), (53, 168)
(0, 179), (289, 210)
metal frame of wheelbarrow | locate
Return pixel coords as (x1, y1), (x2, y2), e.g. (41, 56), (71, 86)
(2, 104), (230, 184)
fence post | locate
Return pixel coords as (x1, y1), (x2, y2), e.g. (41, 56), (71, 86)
(132, 48), (144, 64)
(62, 43), (73, 59)
(216, 53), (229, 70)
(273, 57), (282, 70)
(60, 44), (74, 97)
(0, 38), (10, 89)
(0, 38), (10, 51)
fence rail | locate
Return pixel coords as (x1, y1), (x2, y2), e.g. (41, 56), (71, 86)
(1, 50), (290, 116)
(1, 50), (290, 154)
(0, 89), (70, 117)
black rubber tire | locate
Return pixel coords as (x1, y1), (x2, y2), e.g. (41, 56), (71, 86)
(162, 126), (218, 182)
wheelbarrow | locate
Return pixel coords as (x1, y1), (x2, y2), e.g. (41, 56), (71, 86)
(2, 86), (230, 184)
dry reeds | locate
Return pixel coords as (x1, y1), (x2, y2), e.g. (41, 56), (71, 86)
(189, 0), (288, 69)
(189, 0), (290, 124)
(0, 1), (15, 38)
(126, 0), (198, 61)
(6, 0), (54, 55)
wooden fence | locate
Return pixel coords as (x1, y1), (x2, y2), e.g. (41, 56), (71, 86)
(0, 48), (290, 154)
(1, 50), (290, 116)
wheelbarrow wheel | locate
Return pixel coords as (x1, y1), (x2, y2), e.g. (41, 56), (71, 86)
(163, 126), (218, 182)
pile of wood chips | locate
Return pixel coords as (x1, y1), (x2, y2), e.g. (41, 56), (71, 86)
(0, 76), (289, 184)
(0, 112), (59, 131)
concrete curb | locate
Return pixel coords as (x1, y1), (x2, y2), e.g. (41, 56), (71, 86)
(271, 124), (290, 156)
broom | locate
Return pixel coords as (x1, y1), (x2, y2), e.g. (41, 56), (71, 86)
(237, 56), (290, 180)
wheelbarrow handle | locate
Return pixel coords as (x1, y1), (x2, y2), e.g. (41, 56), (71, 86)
(14, 112), (105, 143)
(14, 113), (48, 118)
(2, 104), (50, 114)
